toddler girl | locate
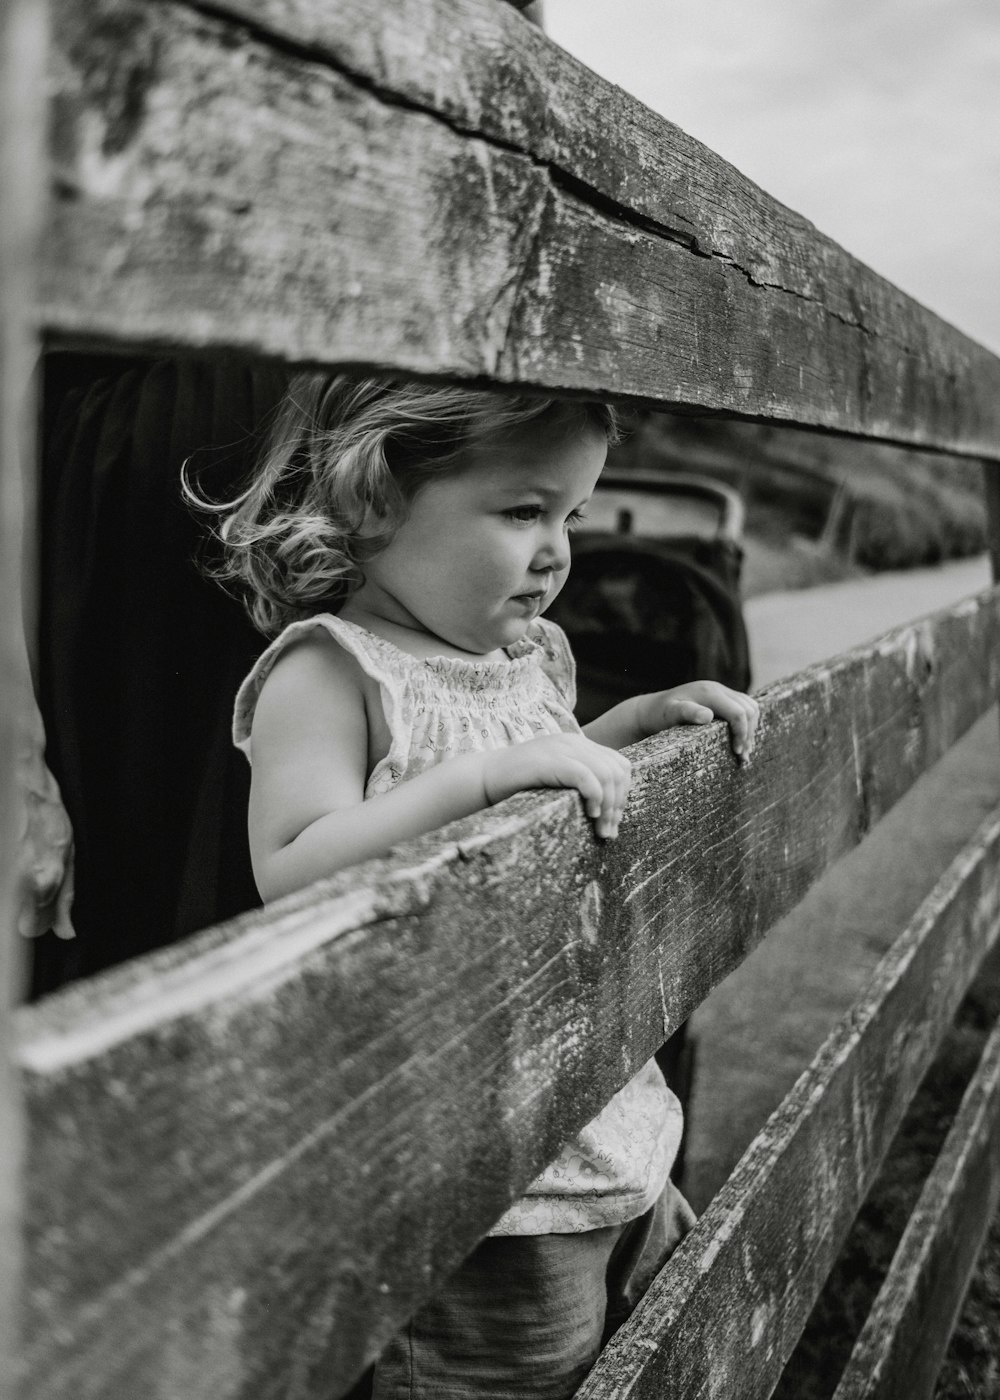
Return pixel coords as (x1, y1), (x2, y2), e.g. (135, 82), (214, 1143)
(210, 373), (758, 1400)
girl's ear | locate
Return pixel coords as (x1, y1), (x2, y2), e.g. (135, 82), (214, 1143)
(357, 499), (388, 536)
(352, 500), (400, 565)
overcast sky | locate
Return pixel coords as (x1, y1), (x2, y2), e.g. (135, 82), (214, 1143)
(544, 0), (1000, 355)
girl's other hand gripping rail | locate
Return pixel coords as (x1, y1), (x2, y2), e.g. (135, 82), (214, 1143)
(584, 679), (760, 762)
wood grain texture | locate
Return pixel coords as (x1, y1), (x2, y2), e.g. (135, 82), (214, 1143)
(831, 1017), (1000, 1400)
(14, 586), (1000, 1400)
(577, 809), (1000, 1400)
(1, 0), (47, 1393)
(42, 0), (1000, 458)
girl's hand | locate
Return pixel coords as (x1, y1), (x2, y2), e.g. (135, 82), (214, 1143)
(482, 734), (632, 840)
(642, 681), (760, 759)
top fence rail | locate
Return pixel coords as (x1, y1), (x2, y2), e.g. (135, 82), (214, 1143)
(44, 0), (1000, 459)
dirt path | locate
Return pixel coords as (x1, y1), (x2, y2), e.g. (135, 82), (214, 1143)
(746, 553), (992, 687)
(684, 554), (999, 1208)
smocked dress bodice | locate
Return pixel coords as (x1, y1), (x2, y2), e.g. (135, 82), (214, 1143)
(234, 613), (681, 1234)
(234, 613), (582, 794)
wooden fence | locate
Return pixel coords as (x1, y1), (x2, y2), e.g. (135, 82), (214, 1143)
(4, 1), (1000, 1396)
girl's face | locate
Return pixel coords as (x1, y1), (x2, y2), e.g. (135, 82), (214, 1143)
(349, 420), (608, 655)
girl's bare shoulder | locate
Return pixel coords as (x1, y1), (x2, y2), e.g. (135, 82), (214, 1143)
(252, 627), (367, 742)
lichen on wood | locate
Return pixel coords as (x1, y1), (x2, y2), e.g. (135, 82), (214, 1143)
(41, 0), (1000, 458)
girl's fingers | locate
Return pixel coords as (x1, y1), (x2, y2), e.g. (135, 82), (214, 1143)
(607, 757), (631, 836)
(573, 749), (631, 839)
(591, 759), (623, 839)
(617, 758), (632, 812)
(689, 686), (759, 756)
(656, 683), (760, 757)
(744, 694), (760, 735)
(733, 696), (760, 758)
(745, 697), (760, 747)
(730, 706), (750, 755)
(567, 761), (605, 821)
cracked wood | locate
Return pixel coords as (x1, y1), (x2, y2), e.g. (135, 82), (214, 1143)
(42, 0), (1000, 457)
(15, 586), (1000, 1400)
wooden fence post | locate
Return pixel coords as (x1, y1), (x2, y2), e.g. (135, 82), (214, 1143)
(1, 0), (47, 1392)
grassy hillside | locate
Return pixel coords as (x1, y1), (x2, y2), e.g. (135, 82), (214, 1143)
(608, 414), (987, 577)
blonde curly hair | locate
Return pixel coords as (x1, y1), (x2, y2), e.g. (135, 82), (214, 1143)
(188, 372), (620, 637)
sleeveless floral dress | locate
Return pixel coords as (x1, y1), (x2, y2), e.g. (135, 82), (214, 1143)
(234, 613), (682, 1234)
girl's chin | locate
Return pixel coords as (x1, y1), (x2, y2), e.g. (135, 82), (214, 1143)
(455, 625), (529, 659)
(493, 615), (535, 644)
(435, 606), (540, 656)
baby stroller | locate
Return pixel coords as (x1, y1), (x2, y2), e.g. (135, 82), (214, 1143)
(549, 471), (750, 722)
(548, 470), (751, 1169)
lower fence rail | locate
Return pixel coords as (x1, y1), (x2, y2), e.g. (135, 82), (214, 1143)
(833, 1012), (1000, 1400)
(576, 805), (1000, 1400)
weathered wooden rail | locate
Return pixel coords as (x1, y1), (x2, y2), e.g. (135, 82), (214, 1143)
(4, 1), (1000, 1397)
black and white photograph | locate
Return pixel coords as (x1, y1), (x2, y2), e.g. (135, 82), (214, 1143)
(3, 1), (1000, 1396)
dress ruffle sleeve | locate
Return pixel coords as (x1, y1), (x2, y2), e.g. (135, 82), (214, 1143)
(529, 617), (577, 714)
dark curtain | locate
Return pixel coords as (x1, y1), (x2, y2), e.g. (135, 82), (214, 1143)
(31, 353), (288, 996)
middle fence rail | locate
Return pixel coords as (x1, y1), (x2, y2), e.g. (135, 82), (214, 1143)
(15, 588), (1000, 1399)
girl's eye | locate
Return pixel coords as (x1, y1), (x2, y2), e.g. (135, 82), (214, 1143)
(503, 505), (588, 528)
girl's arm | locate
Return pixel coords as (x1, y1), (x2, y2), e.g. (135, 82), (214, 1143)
(583, 681), (759, 757)
(247, 636), (631, 900)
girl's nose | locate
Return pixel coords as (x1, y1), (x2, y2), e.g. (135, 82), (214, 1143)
(533, 533), (571, 574)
